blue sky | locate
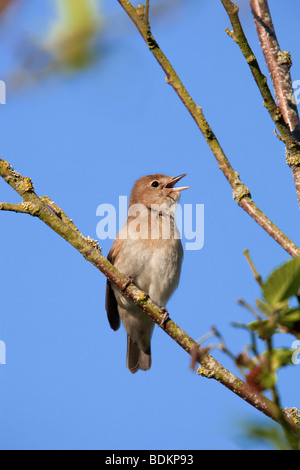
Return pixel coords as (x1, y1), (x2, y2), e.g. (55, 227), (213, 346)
(0, 0), (300, 450)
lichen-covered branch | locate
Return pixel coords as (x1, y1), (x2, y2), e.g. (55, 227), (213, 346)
(116, 1), (300, 258)
(0, 201), (34, 214)
(222, 0), (300, 205)
(220, 1), (298, 147)
(1, 156), (299, 435)
(248, 0), (300, 204)
(249, 0), (300, 135)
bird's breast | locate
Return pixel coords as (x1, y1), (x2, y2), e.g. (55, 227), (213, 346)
(114, 236), (183, 307)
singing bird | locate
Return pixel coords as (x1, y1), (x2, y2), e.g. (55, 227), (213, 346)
(105, 174), (189, 373)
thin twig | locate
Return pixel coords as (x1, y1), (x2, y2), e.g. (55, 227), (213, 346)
(266, 336), (299, 449)
(237, 298), (262, 321)
(243, 249), (263, 288)
(145, 0), (150, 26)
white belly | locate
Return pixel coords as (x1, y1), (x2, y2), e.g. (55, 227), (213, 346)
(114, 237), (183, 307)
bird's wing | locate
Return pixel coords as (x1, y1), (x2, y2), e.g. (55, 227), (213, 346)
(105, 244), (120, 331)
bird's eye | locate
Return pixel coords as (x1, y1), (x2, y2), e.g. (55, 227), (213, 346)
(151, 181), (159, 188)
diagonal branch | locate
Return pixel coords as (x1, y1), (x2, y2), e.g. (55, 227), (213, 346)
(220, 1), (299, 149)
(250, 0), (300, 135)
(116, 0), (300, 257)
(249, 0), (300, 204)
(1, 156), (299, 435)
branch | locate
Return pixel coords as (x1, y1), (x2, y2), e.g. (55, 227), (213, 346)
(249, 0), (300, 135)
(221, 1), (298, 147)
(116, 0), (300, 258)
(0, 201), (34, 214)
(1, 156), (299, 435)
(243, 248), (263, 288)
(249, 0), (300, 204)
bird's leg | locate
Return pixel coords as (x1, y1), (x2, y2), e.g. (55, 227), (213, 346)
(159, 307), (169, 327)
(121, 276), (134, 291)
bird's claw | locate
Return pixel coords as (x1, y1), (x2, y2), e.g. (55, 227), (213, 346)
(122, 276), (134, 291)
(159, 307), (169, 327)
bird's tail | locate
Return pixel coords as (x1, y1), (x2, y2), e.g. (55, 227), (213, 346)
(126, 335), (151, 373)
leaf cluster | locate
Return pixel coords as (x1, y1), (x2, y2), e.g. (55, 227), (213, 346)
(235, 258), (300, 392)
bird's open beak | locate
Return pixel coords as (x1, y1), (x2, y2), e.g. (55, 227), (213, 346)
(165, 174), (189, 192)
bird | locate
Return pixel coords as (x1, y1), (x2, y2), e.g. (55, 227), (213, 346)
(105, 173), (189, 373)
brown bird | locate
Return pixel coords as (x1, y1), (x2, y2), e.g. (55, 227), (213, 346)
(105, 174), (189, 373)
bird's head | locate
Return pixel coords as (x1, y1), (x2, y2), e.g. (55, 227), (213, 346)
(129, 174), (189, 210)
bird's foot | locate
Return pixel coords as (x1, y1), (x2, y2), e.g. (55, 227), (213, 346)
(122, 276), (134, 291)
(159, 307), (169, 327)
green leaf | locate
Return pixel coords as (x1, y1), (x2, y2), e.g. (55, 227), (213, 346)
(259, 370), (277, 390)
(278, 308), (300, 329)
(261, 348), (294, 370)
(247, 320), (277, 339)
(54, 0), (100, 33)
(279, 307), (300, 321)
(256, 298), (274, 317)
(240, 422), (289, 450)
(262, 258), (300, 306)
(48, 0), (101, 66)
